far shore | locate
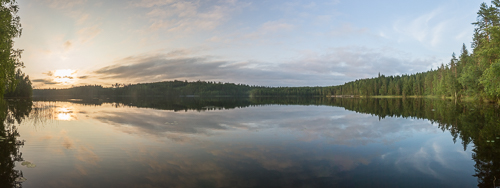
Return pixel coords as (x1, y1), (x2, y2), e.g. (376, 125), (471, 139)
(328, 95), (497, 103)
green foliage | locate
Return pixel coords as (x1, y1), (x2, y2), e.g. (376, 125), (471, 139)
(0, 0), (22, 96)
(480, 60), (500, 97)
(4, 69), (32, 98)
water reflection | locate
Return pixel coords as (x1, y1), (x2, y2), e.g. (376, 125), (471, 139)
(55, 106), (76, 121)
(12, 98), (500, 187)
(0, 99), (33, 188)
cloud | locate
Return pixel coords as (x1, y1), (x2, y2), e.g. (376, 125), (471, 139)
(42, 0), (87, 9)
(94, 110), (229, 136)
(391, 137), (471, 180)
(32, 78), (58, 85)
(316, 15), (332, 23)
(64, 41), (72, 50)
(303, 2), (316, 9)
(327, 0), (341, 5)
(393, 8), (449, 47)
(89, 102), (435, 146)
(92, 53), (333, 86)
(33, 69), (82, 88)
(329, 23), (368, 37)
(245, 21), (295, 39)
(56, 76), (74, 79)
(260, 20), (295, 32)
(279, 1), (322, 12)
(76, 14), (90, 25)
(454, 30), (469, 41)
(283, 47), (436, 79)
(75, 145), (100, 165)
(77, 25), (101, 43)
(132, 0), (176, 8)
(62, 134), (74, 149)
(90, 47), (436, 86)
(164, 49), (192, 57)
(43, 71), (54, 76)
(136, 0), (249, 32)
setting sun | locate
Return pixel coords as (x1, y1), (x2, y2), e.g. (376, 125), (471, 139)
(53, 69), (77, 85)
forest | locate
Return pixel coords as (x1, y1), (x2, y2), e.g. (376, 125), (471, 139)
(33, 80), (332, 98)
(34, 80), (258, 98)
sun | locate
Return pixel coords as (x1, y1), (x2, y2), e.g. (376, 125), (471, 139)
(53, 69), (76, 84)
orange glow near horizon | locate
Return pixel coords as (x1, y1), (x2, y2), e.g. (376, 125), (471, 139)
(53, 69), (77, 85)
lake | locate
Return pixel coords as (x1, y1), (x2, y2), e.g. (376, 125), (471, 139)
(1, 97), (499, 188)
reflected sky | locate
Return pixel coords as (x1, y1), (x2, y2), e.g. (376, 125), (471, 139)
(15, 101), (476, 188)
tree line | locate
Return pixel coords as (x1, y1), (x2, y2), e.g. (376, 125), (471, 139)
(33, 80), (260, 98)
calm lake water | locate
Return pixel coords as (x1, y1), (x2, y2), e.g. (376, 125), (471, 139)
(1, 97), (499, 188)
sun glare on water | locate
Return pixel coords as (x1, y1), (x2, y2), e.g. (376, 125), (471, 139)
(56, 106), (76, 121)
(53, 69), (77, 84)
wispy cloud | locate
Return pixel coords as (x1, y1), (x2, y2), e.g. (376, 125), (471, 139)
(132, 0), (176, 8)
(135, 0), (249, 32)
(393, 8), (449, 47)
(329, 23), (368, 37)
(284, 47), (436, 79)
(41, 0), (87, 9)
(77, 25), (102, 44)
(244, 21), (295, 39)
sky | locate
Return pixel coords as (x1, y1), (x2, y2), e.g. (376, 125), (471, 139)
(13, 0), (485, 88)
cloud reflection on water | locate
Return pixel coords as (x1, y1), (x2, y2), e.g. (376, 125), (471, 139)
(18, 101), (476, 188)
(88, 104), (437, 146)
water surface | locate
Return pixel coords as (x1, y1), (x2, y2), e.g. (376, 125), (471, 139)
(2, 98), (499, 187)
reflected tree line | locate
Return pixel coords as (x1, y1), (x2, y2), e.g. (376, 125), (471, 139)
(3, 97), (500, 187)
(35, 96), (255, 112)
(0, 99), (32, 188)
